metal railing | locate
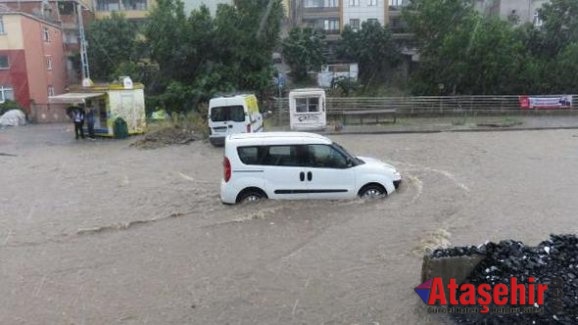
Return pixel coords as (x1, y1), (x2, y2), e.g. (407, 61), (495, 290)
(270, 95), (578, 124)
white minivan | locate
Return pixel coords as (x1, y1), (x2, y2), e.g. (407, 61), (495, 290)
(220, 132), (401, 204)
(208, 94), (263, 146)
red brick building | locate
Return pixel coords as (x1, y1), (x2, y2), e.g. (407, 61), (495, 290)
(0, 6), (67, 118)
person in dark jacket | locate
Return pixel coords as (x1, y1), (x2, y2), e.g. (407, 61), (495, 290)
(86, 105), (96, 140)
(72, 106), (85, 139)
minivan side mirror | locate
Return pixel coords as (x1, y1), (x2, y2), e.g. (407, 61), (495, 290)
(345, 157), (353, 168)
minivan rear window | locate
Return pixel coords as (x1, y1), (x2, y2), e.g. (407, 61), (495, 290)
(237, 145), (308, 166)
(210, 105), (245, 122)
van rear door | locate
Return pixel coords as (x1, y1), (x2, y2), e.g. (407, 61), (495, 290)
(210, 105), (246, 137)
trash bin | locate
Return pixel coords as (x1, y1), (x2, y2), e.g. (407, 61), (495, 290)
(113, 117), (129, 139)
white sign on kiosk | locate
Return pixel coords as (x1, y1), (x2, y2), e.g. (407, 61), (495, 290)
(289, 88), (326, 131)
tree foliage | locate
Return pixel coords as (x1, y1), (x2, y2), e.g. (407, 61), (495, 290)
(538, 0), (578, 56)
(86, 0), (283, 113)
(86, 13), (139, 81)
(337, 21), (401, 85)
(142, 0), (283, 112)
(404, 0), (578, 95)
(281, 28), (326, 81)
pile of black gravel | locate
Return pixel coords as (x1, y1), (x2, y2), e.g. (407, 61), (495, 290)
(430, 234), (578, 324)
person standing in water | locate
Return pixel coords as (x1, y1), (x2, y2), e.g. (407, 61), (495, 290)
(72, 106), (85, 140)
(86, 104), (96, 140)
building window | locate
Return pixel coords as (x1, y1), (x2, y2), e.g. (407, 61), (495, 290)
(349, 0), (360, 6)
(325, 0), (338, 7)
(45, 56), (53, 70)
(48, 86), (55, 97)
(0, 86), (14, 103)
(0, 17), (5, 34)
(43, 27), (50, 42)
(324, 19), (339, 33)
(368, 0), (377, 5)
(349, 19), (360, 31)
(64, 31), (78, 44)
(58, 2), (75, 14)
(367, 18), (379, 24)
(304, 0), (323, 8)
(122, 0), (147, 10)
(0, 55), (9, 69)
(97, 0), (120, 11)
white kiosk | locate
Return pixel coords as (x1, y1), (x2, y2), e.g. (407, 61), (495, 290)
(289, 88), (326, 131)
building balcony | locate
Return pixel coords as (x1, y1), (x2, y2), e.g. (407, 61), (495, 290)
(95, 0), (149, 12)
(95, 10), (148, 19)
(303, 12), (339, 20)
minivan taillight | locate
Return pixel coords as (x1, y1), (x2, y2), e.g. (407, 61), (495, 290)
(246, 124), (251, 133)
(223, 157), (231, 182)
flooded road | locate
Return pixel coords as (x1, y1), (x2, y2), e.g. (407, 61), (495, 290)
(1, 124), (578, 324)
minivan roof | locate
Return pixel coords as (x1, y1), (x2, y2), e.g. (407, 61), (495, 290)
(211, 93), (254, 100)
(289, 88), (324, 93)
(227, 132), (332, 145)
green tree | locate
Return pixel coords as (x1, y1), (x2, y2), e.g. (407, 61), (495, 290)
(86, 13), (139, 81)
(337, 21), (400, 85)
(144, 0), (193, 85)
(403, 0), (476, 55)
(144, 0), (283, 112)
(213, 0), (283, 93)
(405, 0), (528, 95)
(282, 27), (326, 81)
(551, 43), (578, 93)
(538, 0), (578, 57)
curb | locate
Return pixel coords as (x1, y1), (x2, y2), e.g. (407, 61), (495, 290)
(321, 125), (578, 136)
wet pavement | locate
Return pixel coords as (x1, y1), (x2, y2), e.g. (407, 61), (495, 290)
(1, 124), (578, 324)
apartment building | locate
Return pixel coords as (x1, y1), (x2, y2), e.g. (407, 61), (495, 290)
(343, 0), (386, 31)
(290, 0), (412, 37)
(93, 0), (153, 21)
(0, 0), (93, 84)
(291, 0), (341, 41)
(0, 6), (67, 112)
(474, 0), (549, 25)
(182, 0), (232, 16)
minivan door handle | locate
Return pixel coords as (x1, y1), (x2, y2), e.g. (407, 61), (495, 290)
(299, 172), (305, 182)
(228, 125), (233, 128)
(307, 171), (312, 181)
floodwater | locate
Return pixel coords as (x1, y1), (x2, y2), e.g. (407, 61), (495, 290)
(1, 124), (578, 324)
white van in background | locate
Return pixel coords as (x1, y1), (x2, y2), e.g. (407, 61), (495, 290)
(220, 132), (402, 204)
(208, 94), (263, 146)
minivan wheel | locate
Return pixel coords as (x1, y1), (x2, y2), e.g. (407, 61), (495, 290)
(237, 189), (267, 204)
(359, 184), (387, 199)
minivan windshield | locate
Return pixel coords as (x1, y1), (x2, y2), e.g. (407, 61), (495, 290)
(210, 105), (245, 122)
(332, 142), (363, 166)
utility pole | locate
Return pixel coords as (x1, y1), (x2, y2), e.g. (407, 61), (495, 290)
(76, 0), (90, 83)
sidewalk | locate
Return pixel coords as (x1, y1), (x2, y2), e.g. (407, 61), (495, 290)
(269, 115), (578, 135)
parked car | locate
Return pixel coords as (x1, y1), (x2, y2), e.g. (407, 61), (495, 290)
(208, 94), (264, 146)
(220, 132), (401, 204)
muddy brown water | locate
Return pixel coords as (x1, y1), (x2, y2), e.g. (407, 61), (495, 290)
(1, 124), (578, 324)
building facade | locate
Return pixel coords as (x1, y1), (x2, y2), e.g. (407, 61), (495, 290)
(290, 0), (410, 39)
(182, 0), (232, 16)
(342, 0), (387, 31)
(473, 0), (549, 25)
(0, 0), (94, 84)
(0, 7), (67, 112)
(292, 0), (342, 41)
(92, 0), (153, 21)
